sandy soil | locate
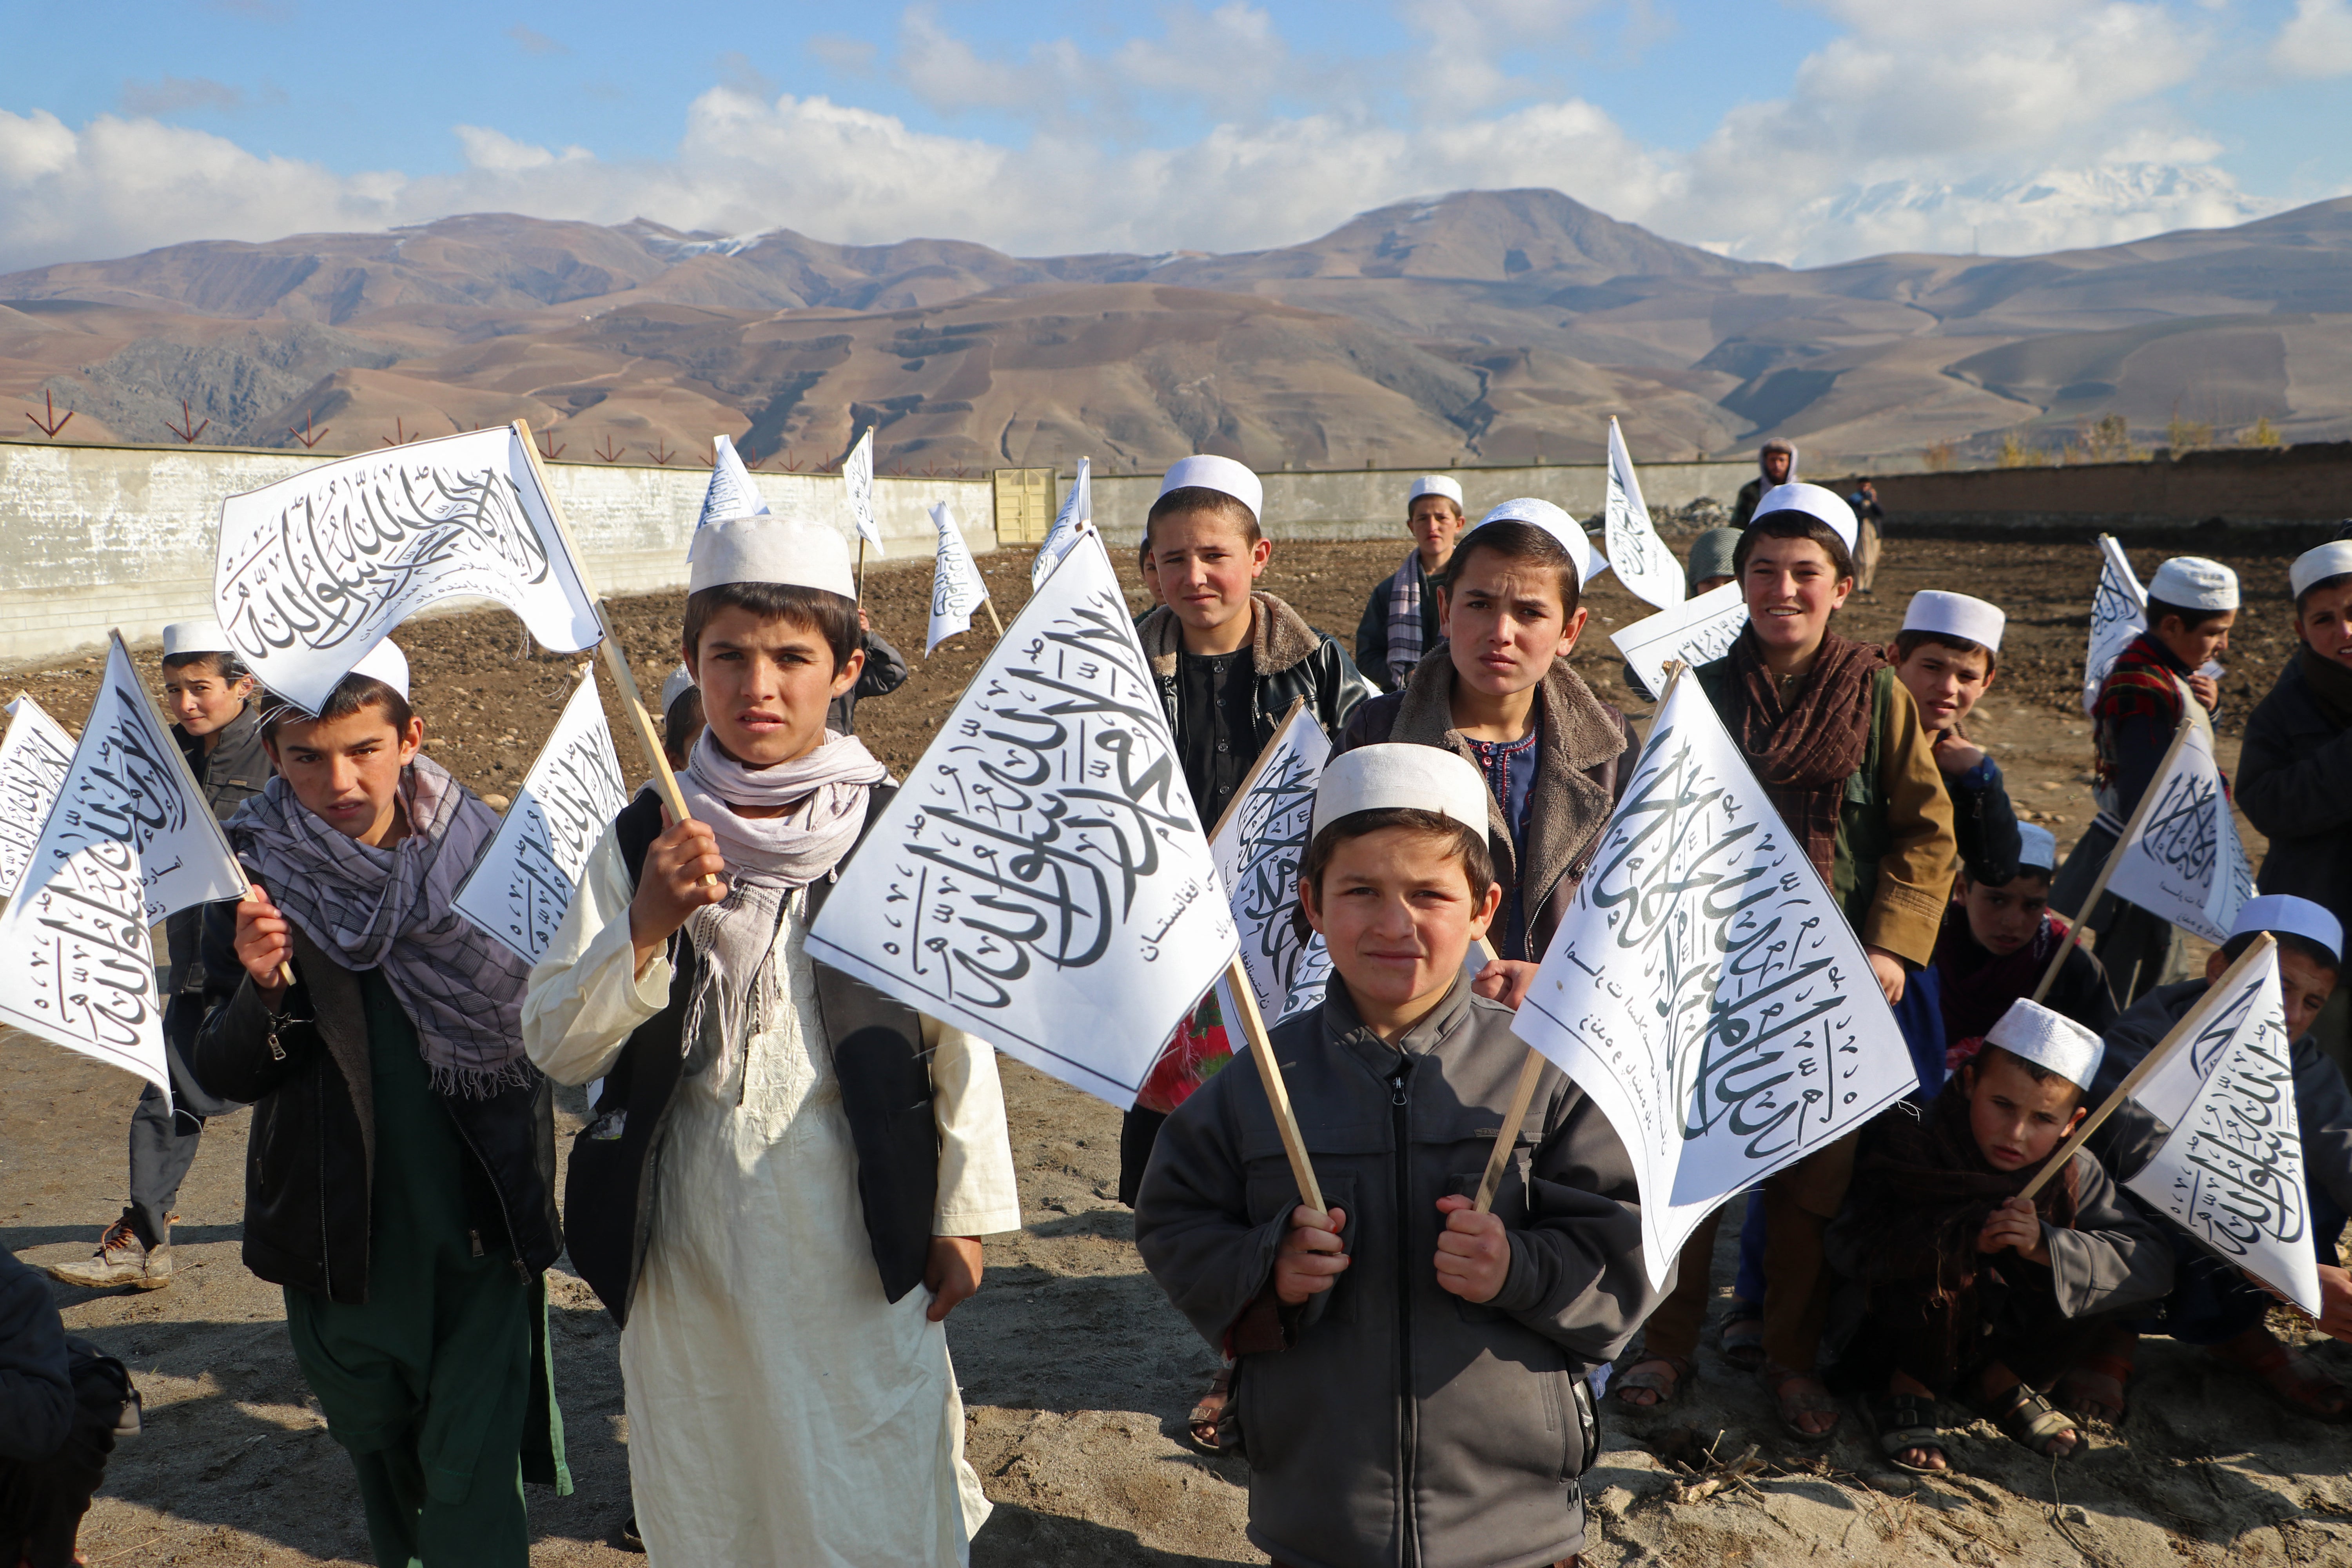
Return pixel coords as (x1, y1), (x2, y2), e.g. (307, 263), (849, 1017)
(6, 533), (2350, 1566)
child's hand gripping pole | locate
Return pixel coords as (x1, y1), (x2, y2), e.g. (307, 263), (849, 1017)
(2017, 933), (2276, 1202)
(1468, 937), (1537, 1214)
(1221, 956), (1326, 1217)
(240, 885), (298, 990)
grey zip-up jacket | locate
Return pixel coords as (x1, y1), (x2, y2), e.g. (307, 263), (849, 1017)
(1135, 978), (1660, 1568)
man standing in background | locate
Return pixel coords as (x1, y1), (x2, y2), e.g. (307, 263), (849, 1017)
(1849, 478), (1886, 595)
(1356, 475), (1468, 692)
(1730, 438), (1796, 529)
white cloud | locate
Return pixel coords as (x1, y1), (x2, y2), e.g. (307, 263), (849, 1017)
(2272, 0), (2352, 75)
(0, 2), (2330, 279)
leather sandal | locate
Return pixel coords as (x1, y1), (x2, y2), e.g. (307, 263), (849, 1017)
(1187, 1366), (1234, 1452)
(1610, 1354), (1690, 1410)
(1985, 1380), (2081, 1460)
(2056, 1351), (2133, 1425)
(1760, 1362), (1842, 1443)
(1867, 1390), (1945, 1474)
(2209, 1330), (2352, 1424)
(1718, 1301), (1766, 1371)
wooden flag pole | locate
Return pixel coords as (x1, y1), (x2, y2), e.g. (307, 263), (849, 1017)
(512, 422), (700, 847)
(2018, 933), (2275, 1203)
(856, 538), (868, 602)
(2029, 704), (2195, 1005)
(1221, 953), (1325, 1216)
(982, 599), (1005, 638)
(1473, 660), (1687, 1213)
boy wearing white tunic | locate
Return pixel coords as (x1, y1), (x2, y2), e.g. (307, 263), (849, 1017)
(522, 517), (1022, 1566)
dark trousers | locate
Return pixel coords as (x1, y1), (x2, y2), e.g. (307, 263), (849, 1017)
(0, 1344), (135, 1568)
(2138, 1184), (2349, 1347)
(1842, 1266), (2099, 1399)
(125, 996), (243, 1247)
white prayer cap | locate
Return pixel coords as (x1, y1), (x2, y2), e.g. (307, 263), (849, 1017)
(1749, 482), (1858, 553)
(1408, 474), (1464, 506)
(2230, 894), (2343, 964)
(2016, 822), (2058, 873)
(687, 517), (855, 600)
(1984, 998), (2105, 1092)
(1158, 455), (1263, 524)
(161, 619), (234, 657)
(1470, 497), (1610, 589)
(1902, 590), (2006, 654)
(2290, 541), (2352, 599)
(1309, 743), (1491, 842)
(2147, 556), (2239, 612)
(347, 639), (409, 701)
(660, 663), (696, 711)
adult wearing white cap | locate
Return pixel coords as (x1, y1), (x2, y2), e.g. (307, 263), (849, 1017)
(1889, 589), (2022, 884)
(2050, 554), (2239, 1010)
(2238, 538), (2352, 1081)
(526, 515), (1021, 1566)
(1729, 437), (1796, 530)
(48, 620), (269, 1293)
(187, 638), (572, 1563)
(1136, 743), (1659, 1568)
(2072, 893), (2352, 1423)
(1635, 487), (1957, 1437)
(1355, 474), (1469, 692)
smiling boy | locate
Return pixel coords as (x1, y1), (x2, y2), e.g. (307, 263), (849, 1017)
(1827, 1000), (2169, 1475)
(523, 517), (1020, 1566)
(191, 639), (568, 1568)
(1888, 591), (2023, 885)
(2238, 540), (2352, 1081)
(51, 619), (271, 1293)
(1135, 744), (1658, 1568)
(2053, 555), (2240, 1008)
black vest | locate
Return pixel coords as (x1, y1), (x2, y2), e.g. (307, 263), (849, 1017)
(563, 785), (941, 1325)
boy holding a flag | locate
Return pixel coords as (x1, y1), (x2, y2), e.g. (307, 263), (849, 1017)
(1826, 1000), (2171, 1473)
(521, 516), (1021, 1566)
(1623, 484), (1956, 1436)
(2053, 556), (2240, 1007)
(1135, 744), (1657, 1568)
(2066, 895), (2352, 1424)
(192, 640), (570, 1568)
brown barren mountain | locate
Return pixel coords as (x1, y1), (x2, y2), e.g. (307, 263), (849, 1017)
(6, 188), (2352, 467)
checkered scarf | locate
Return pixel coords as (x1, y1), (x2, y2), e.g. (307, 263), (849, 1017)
(227, 754), (535, 1097)
(1384, 549), (1429, 689)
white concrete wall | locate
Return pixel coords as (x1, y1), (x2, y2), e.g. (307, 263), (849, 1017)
(0, 439), (996, 662)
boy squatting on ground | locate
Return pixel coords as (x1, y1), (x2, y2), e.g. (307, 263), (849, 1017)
(192, 640), (569, 1568)
(521, 515), (1022, 1568)
(50, 619), (271, 1293)
(1355, 474), (1471, 693)
(1824, 1000), (2171, 1475)
(2053, 555), (2240, 1009)
(2067, 894), (2352, 1426)
(1135, 744), (1660, 1568)
(1338, 497), (1633, 996)
(2238, 539), (2352, 1083)
(1617, 483), (1959, 1438)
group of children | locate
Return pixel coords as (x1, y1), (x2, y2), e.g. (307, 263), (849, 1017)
(12, 450), (2352, 1568)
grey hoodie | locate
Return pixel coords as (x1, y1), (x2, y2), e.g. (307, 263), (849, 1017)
(1135, 977), (1661, 1568)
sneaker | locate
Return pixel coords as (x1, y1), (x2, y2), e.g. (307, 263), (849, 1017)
(48, 1218), (172, 1291)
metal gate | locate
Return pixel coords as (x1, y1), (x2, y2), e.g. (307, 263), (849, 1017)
(992, 468), (1058, 544)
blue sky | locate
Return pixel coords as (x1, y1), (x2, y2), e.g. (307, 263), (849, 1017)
(2, 0), (2348, 273)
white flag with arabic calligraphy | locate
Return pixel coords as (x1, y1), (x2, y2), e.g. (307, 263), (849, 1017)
(2083, 534), (2148, 716)
(213, 424), (603, 714)
(696, 434), (770, 530)
(2125, 951), (2322, 1316)
(1610, 583), (1748, 702)
(926, 502), (991, 654)
(1209, 702), (1332, 1027)
(1508, 674), (1918, 1289)
(807, 531), (1237, 1108)
(0, 695), (76, 899)
(1603, 418), (1683, 612)
(2105, 703), (2252, 945)
(1031, 457), (1092, 590)
(0, 637), (250, 1099)
(844, 427), (882, 551)
(451, 673), (630, 965)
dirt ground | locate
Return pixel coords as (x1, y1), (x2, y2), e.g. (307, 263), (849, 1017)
(6, 530), (2351, 1566)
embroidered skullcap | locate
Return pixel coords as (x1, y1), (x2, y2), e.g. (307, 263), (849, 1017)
(1158, 455), (1263, 524)
(1686, 527), (1742, 588)
(2147, 556), (2239, 612)
(660, 663), (697, 711)
(348, 639), (410, 701)
(2290, 541), (2352, 599)
(2015, 822), (2058, 873)
(1750, 482), (1857, 553)
(1902, 590), (2006, 654)
(687, 517), (856, 599)
(161, 619), (234, 657)
(1984, 998), (2105, 1092)
(2230, 894), (2343, 964)
(1310, 743), (1490, 841)
(1408, 474), (1464, 506)
(1470, 497), (1609, 588)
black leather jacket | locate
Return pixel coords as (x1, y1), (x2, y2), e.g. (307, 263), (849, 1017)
(1140, 597), (1375, 786)
(189, 906), (562, 1303)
